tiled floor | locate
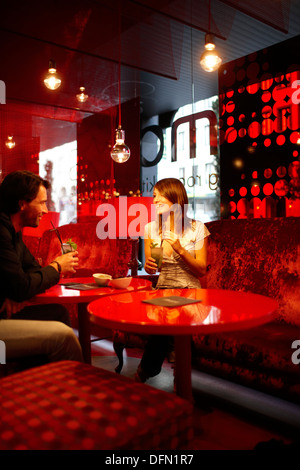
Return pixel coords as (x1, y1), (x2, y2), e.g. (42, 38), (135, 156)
(90, 338), (297, 450)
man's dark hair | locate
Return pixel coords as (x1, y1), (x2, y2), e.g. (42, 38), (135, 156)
(0, 170), (50, 215)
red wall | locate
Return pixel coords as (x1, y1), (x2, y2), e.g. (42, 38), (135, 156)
(76, 97), (140, 219)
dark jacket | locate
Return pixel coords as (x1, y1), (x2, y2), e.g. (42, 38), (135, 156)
(0, 212), (59, 316)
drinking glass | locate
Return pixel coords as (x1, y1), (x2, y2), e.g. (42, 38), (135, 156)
(61, 243), (75, 254)
(150, 246), (163, 271)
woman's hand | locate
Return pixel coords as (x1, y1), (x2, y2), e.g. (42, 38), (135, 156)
(144, 256), (159, 274)
(163, 231), (207, 277)
(163, 231), (183, 255)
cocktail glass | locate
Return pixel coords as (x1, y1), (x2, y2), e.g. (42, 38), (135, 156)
(61, 243), (75, 254)
(150, 246), (163, 271)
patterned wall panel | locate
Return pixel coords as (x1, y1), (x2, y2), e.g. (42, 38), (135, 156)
(219, 35), (300, 219)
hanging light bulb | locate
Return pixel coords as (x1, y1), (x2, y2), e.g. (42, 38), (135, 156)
(200, 33), (222, 72)
(110, 3), (130, 164)
(5, 135), (15, 149)
(76, 86), (88, 103)
(110, 125), (131, 163)
(44, 59), (61, 90)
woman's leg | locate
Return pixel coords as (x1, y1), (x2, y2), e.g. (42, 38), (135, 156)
(137, 335), (172, 381)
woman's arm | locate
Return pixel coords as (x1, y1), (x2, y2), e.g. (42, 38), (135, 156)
(163, 230), (208, 278)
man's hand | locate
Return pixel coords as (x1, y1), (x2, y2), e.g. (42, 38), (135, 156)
(0, 298), (27, 318)
(53, 251), (79, 275)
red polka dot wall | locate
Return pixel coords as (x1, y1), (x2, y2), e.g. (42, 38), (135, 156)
(218, 35), (300, 219)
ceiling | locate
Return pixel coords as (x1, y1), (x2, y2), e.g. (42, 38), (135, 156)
(0, 0), (300, 137)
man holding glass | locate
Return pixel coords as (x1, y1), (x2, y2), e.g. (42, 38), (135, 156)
(0, 170), (82, 365)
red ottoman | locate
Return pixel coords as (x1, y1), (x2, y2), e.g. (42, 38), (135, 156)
(0, 361), (194, 450)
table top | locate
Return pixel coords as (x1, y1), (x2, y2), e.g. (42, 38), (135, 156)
(28, 277), (152, 305)
(88, 288), (278, 335)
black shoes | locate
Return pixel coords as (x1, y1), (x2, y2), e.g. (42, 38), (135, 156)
(134, 364), (149, 383)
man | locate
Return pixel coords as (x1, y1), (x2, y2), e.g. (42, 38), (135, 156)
(0, 170), (83, 364)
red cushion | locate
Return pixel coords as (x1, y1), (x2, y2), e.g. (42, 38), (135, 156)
(38, 223), (132, 278)
(0, 361), (193, 450)
(204, 217), (300, 325)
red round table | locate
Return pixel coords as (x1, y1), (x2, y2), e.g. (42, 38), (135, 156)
(28, 277), (152, 363)
(87, 288), (278, 401)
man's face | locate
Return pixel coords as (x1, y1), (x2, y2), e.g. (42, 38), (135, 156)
(20, 185), (48, 227)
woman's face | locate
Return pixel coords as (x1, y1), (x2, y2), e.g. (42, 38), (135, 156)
(153, 187), (173, 215)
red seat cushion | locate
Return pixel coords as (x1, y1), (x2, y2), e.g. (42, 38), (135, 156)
(0, 361), (193, 450)
(38, 223), (132, 279)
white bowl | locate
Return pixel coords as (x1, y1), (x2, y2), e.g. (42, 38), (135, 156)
(93, 273), (112, 286)
(109, 277), (132, 289)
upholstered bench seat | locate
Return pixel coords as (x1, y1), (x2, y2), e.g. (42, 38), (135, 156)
(192, 321), (300, 403)
(0, 361), (193, 450)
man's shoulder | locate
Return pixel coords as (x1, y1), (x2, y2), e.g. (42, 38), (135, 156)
(0, 212), (12, 234)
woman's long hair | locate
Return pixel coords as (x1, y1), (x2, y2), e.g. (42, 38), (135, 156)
(154, 178), (189, 237)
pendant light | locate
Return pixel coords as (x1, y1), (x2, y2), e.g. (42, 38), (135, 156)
(110, 126), (130, 163)
(76, 86), (88, 103)
(200, 0), (222, 72)
(110, 2), (130, 163)
(5, 135), (15, 149)
(44, 59), (61, 90)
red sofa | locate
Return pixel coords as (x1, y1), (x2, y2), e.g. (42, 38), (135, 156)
(192, 217), (300, 403)
(23, 221), (132, 279)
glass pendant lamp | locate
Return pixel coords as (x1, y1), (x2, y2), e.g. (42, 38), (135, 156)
(76, 86), (88, 103)
(200, 0), (222, 73)
(5, 135), (15, 149)
(110, 1), (130, 164)
(44, 60), (61, 90)
(200, 33), (222, 72)
(110, 125), (131, 163)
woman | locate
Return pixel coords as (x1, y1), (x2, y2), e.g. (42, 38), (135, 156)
(135, 177), (210, 382)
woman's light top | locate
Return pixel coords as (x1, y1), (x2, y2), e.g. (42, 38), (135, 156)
(144, 219), (210, 288)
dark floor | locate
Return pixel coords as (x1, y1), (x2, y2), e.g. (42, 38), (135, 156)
(90, 338), (297, 450)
